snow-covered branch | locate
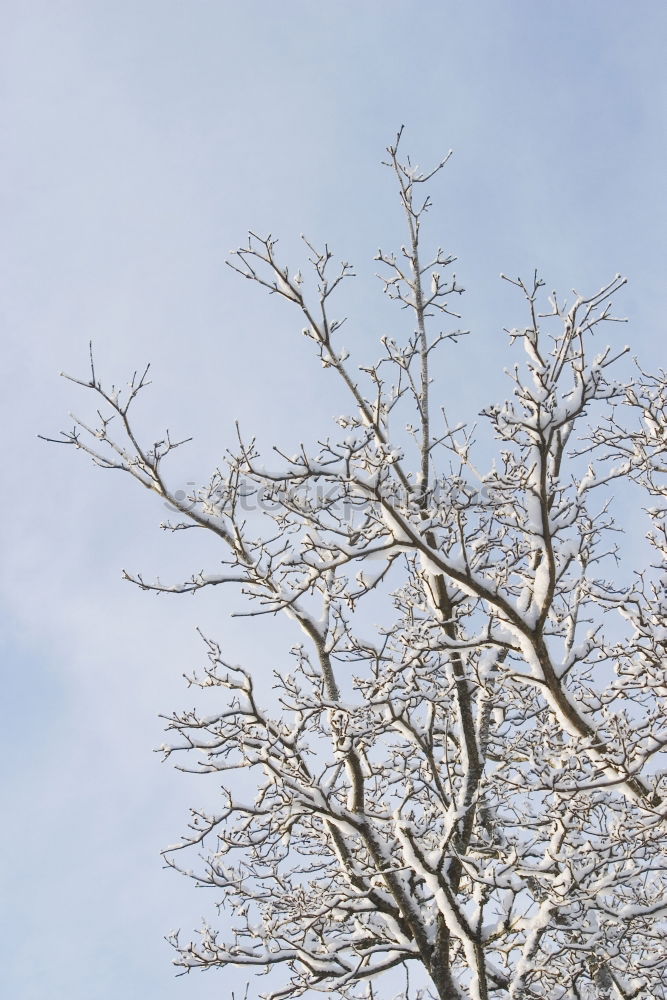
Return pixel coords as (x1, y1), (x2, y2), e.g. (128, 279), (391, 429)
(48, 136), (667, 1000)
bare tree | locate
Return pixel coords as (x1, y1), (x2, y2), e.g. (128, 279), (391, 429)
(45, 130), (667, 1000)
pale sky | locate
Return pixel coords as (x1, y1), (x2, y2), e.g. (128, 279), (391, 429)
(2, 2), (666, 998)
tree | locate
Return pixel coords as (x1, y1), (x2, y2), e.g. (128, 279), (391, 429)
(46, 130), (667, 1000)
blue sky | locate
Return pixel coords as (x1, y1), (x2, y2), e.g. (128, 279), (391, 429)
(2, 2), (666, 998)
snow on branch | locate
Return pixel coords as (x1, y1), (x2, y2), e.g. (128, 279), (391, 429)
(48, 135), (667, 1000)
